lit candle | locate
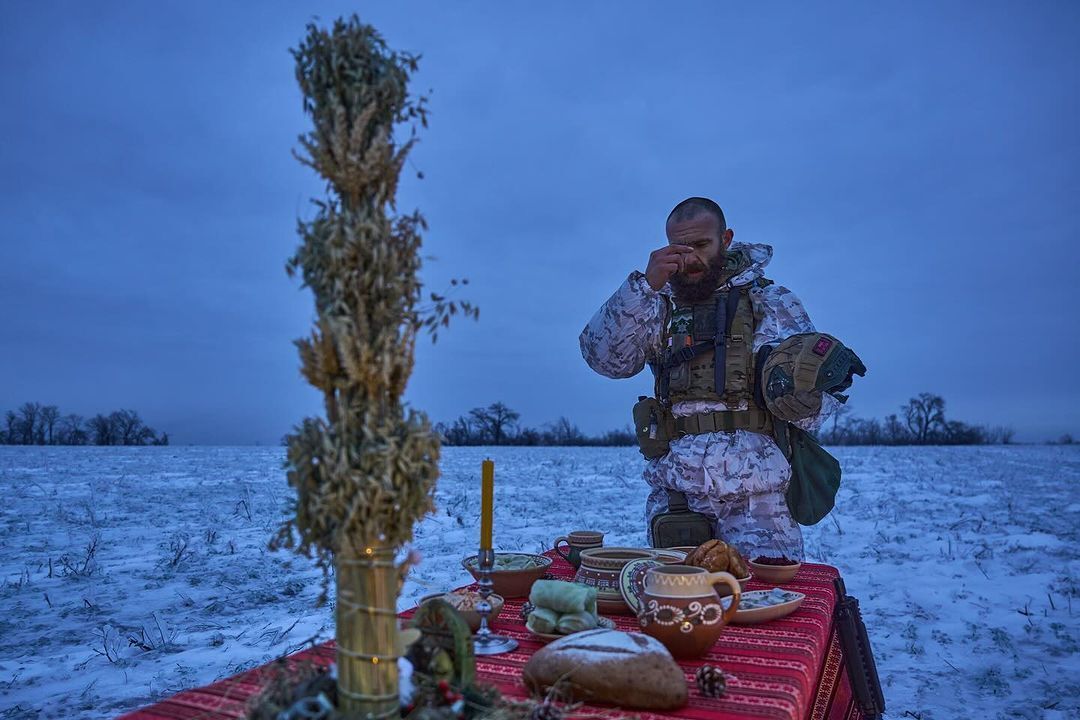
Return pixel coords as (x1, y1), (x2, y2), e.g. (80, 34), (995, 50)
(480, 459), (494, 550)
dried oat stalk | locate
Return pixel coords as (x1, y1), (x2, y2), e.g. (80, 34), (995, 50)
(271, 15), (474, 718)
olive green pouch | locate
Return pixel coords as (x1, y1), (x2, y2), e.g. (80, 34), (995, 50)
(632, 396), (674, 460)
(777, 422), (842, 526)
(650, 490), (714, 548)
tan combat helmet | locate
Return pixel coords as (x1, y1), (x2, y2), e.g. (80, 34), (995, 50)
(761, 333), (867, 423)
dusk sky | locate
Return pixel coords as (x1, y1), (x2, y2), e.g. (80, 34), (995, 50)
(2, 1), (1077, 445)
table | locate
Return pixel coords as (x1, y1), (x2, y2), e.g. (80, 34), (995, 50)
(121, 553), (864, 720)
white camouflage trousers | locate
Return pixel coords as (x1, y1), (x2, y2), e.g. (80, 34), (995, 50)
(642, 429), (805, 560)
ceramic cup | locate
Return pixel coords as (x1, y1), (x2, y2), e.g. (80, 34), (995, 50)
(637, 564), (741, 658)
(552, 530), (604, 569)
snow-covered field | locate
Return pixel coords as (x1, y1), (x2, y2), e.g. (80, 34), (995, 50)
(1, 445), (1077, 719)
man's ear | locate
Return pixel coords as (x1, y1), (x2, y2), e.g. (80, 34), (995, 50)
(722, 228), (735, 249)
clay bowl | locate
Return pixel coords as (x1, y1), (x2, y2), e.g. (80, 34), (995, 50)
(461, 553), (552, 598)
(574, 547), (658, 614)
(428, 591), (505, 632)
(747, 558), (801, 585)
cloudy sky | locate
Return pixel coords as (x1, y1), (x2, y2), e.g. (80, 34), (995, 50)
(1, 1), (1077, 444)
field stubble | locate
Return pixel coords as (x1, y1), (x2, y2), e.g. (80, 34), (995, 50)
(0, 445), (1077, 719)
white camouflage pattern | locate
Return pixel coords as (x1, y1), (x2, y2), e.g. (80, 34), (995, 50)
(579, 242), (838, 560)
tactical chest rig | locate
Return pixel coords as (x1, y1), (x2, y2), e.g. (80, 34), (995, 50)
(636, 272), (776, 547)
(633, 273), (774, 461)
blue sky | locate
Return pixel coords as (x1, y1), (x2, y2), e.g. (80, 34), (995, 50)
(1, 1), (1077, 444)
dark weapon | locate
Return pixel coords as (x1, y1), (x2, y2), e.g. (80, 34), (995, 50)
(834, 577), (886, 719)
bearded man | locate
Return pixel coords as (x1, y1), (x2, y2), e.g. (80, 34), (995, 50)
(579, 197), (848, 559)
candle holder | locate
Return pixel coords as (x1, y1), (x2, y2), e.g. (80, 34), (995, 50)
(472, 548), (518, 655)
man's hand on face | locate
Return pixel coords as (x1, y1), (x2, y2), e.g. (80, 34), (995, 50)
(645, 244), (696, 291)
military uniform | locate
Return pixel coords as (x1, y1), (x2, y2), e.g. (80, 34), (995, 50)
(579, 242), (837, 560)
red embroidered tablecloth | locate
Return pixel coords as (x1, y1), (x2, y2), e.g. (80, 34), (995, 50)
(121, 553), (862, 720)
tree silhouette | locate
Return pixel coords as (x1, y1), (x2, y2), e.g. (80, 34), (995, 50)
(468, 402), (520, 445)
(902, 393), (946, 443)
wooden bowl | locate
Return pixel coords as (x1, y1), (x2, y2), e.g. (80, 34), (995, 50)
(748, 558), (801, 585)
(461, 553), (552, 598)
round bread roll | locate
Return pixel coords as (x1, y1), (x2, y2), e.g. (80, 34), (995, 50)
(725, 545), (749, 578)
(684, 540), (730, 573)
(685, 540), (749, 577)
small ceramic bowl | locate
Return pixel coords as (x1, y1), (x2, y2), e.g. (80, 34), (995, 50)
(461, 552), (553, 598)
(748, 558), (802, 585)
(418, 591), (505, 632)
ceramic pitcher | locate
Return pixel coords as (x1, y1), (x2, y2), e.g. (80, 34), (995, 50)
(637, 564), (741, 658)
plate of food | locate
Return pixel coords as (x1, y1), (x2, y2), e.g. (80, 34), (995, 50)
(729, 588), (805, 624)
(527, 614), (616, 642)
(418, 590), (505, 632)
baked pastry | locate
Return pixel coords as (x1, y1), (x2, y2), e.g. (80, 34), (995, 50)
(684, 540), (748, 577)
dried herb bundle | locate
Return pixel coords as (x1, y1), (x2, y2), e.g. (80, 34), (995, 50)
(271, 15), (474, 718)
(272, 14), (460, 584)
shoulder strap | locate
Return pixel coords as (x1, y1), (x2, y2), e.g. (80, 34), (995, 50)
(666, 490), (690, 513)
(713, 289), (743, 397)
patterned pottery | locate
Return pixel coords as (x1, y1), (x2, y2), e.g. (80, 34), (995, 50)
(552, 530), (604, 569)
(618, 557), (663, 615)
(461, 553), (552, 598)
(637, 564), (741, 658)
(574, 547), (657, 614)
(747, 558), (802, 585)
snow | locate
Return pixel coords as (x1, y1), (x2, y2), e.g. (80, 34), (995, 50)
(1, 445), (1078, 719)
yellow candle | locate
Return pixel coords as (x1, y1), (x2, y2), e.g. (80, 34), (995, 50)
(480, 459), (494, 550)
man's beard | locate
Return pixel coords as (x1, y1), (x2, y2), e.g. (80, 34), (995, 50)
(669, 251), (727, 303)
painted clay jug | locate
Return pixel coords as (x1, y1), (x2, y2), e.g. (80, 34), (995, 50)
(636, 564), (741, 658)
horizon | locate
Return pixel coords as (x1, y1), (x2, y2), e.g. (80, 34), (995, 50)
(2, 2), (1078, 445)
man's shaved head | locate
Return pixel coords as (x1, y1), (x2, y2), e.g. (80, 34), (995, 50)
(667, 197), (726, 231)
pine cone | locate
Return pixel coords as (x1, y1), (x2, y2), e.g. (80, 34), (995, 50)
(529, 700), (563, 720)
(695, 664), (727, 698)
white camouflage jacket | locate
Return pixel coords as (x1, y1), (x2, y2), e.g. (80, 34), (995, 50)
(578, 242), (835, 554)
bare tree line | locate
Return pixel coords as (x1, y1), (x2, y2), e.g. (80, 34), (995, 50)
(439, 394), (1029, 448)
(435, 402), (636, 447)
(0, 402), (168, 446)
(818, 392), (1016, 446)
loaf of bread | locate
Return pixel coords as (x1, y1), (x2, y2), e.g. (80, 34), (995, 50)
(522, 629), (687, 710)
(684, 539), (749, 578)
